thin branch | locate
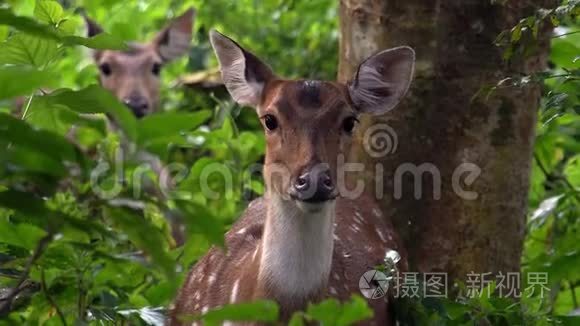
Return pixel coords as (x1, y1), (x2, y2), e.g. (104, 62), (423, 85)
(552, 31), (580, 38)
(21, 92), (35, 120)
(41, 268), (67, 326)
(534, 153), (551, 178)
(534, 153), (580, 202)
(571, 280), (579, 309)
(0, 233), (52, 314)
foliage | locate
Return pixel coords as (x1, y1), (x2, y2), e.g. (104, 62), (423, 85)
(0, 0), (338, 325)
(0, 0), (579, 325)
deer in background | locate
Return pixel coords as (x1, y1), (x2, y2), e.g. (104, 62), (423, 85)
(170, 30), (415, 325)
(82, 9), (195, 246)
(84, 8), (195, 118)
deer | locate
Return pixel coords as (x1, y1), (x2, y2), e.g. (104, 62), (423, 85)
(169, 30), (415, 325)
(84, 8), (195, 118)
(82, 9), (195, 245)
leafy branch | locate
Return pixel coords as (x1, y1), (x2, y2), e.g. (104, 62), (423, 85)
(40, 268), (67, 326)
(0, 233), (53, 315)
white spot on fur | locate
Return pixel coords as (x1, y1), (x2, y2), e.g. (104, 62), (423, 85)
(230, 279), (240, 303)
(238, 251), (250, 266)
(376, 229), (387, 243)
(208, 273), (217, 285)
(373, 208), (381, 217)
(236, 227), (247, 235)
(252, 246), (260, 261)
(329, 287), (337, 295)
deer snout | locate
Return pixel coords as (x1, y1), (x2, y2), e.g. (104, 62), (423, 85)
(291, 166), (336, 203)
(123, 95), (149, 118)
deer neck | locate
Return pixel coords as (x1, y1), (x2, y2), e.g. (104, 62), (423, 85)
(258, 194), (336, 302)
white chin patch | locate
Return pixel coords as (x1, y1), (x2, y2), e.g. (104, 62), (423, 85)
(296, 200), (332, 213)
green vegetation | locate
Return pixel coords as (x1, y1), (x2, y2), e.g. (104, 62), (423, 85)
(0, 0), (578, 325)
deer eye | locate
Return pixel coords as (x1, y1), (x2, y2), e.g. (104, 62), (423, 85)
(99, 63), (112, 76)
(342, 116), (359, 134)
(152, 62), (162, 76)
(263, 114), (278, 131)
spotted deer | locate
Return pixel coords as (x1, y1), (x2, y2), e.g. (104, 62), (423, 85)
(170, 30), (415, 325)
(84, 8), (195, 118)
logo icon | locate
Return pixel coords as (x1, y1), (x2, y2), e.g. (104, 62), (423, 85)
(363, 123), (398, 158)
(359, 269), (389, 299)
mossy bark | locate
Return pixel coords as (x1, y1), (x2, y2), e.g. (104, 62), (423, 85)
(338, 0), (555, 283)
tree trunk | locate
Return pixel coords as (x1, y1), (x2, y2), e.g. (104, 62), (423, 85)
(339, 0), (555, 285)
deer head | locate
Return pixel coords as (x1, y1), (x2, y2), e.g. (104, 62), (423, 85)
(210, 30), (414, 208)
(84, 9), (195, 118)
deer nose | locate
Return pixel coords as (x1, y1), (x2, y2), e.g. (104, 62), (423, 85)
(293, 167), (335, 203)
(123, 96), (149, 118)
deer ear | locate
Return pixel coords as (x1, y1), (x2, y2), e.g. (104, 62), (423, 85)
(83, 15), (104, 60)
(209, 29), (275, 107)
(348, 46), (415, 114)
(153, 8), (195, 62)
(84, 15), (103, 37)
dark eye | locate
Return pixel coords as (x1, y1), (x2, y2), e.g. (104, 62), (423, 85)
(99, 63), (112, 76)
(342, 116), (358, 134)
(152, 62), (162, 76)
(263, 114), (278, 131)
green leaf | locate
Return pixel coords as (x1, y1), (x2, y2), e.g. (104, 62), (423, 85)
(175, 200), (225, 247)
(0, 189), (48, 216)
(198, 300), (279, 324)
(0, 221), (47, 250)
(306, 296), (373, 326)
(307, 298), (341, 325)
(0, 33), (58, 67)
(335, 296), (374, 326)
(25, 96), (67, 134)
(0, 113), (78, 164)
(46, 85), (137, 141)
(288, 313), (306, 326)
(104, 206), (174, 277)
(138, 111), (211, 146)
(553, 316), (580, 326)
(511, 25), (522, 43)
(0, 26), (8, 41)
(0, 144), (66, 177)
(563, 155), (580, 188)
(0, 8), (60, 40)
(34, 0), (64, 25)
(0, 66), (57, 100)
(62, 33), (128, 50)
(551, 37), (580, 69)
